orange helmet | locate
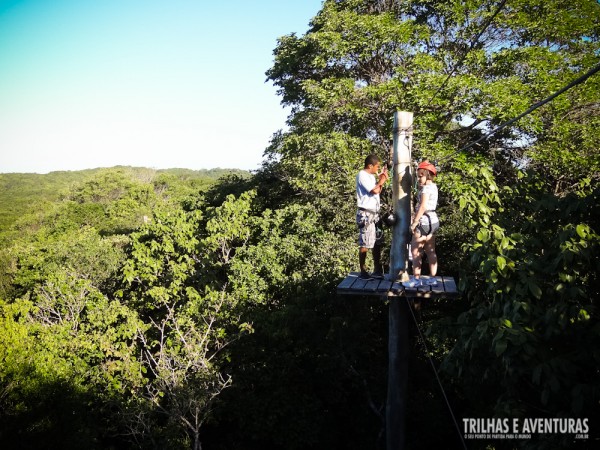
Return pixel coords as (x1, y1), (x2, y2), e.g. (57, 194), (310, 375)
(417, 160), (437, 176)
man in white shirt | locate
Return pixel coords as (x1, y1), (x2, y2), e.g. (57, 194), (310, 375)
(356, 154), (389, 279)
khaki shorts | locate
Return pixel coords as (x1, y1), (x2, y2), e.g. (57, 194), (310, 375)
(357, 209), (382, 249)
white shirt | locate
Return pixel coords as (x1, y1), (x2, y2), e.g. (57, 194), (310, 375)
(356, 169), (380, 212)
(416, 183), (438, 223)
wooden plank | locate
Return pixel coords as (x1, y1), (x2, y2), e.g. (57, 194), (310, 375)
(378, 280), (393, 292)
(431, 276), (444, 295)
(419, 275), (433, 284)
(403, 285), (419, 297)
(364, 279), (382, 292)
(350, 277), (370, 291)
(442, 276), (459, 296)
(417, 279), (432, 294)
(337, 272), (360, 290)
(337, 277), (355, 290)
(338, 273), (459, 298)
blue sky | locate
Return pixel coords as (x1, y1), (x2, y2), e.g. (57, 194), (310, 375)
(0, 0), (323, 173)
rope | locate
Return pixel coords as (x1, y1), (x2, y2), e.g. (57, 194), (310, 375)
(438, 60), (600, 165)
(425, 0), (509, 109)
(393, 126), (414, 134)
(407, 299), (468, 450)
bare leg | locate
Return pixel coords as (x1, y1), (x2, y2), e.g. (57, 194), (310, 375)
(411, 235), (424, 278)
(423, 235), (437, 276)
(359, 247), (369, 273)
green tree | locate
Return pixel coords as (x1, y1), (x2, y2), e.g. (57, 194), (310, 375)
(121, 195), (258, 449)
(264, 0), (600, 447)
(0, 271), (142, 449)
(0, 166), (255, 448)
(204, 195), (384, 449)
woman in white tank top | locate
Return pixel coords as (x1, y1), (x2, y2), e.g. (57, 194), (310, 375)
(404, 161), (439, 287)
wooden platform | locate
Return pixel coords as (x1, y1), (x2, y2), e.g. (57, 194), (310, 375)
(337, 272), (459, 298)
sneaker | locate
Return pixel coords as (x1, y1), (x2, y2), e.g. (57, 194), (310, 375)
(402, 277), (422, 288)
(371, 271), (385, 279)
(423, 277), (438, 286)
(359, 271), (374, 280)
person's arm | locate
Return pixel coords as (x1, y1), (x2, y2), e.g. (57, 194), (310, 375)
(411, 191), (430, 232)
(370, 168), (388, 194)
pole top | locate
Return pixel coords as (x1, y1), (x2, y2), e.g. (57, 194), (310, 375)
(394, 111), (414, 128)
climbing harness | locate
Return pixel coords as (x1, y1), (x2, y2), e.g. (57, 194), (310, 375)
(382, 210), (397, 227)
(415, 211), (438, 237)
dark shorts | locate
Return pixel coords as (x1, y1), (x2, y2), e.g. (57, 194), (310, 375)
(415, 216), (439, 236)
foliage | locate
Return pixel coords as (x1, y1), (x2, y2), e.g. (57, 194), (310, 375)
(209, 202), (384, 449)
(121, 204), (242, 449)
(0, 167), (249, 449)
(264, 0), (600, 448)
(0, 166), (249, 240)
(437, 168), (600, 448)
(0, 272), (142, 449)
(0, 169), (98, 240)
(1, 0), (600, 449)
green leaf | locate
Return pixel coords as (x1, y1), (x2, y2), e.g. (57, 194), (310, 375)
(497, 255), (506, 271)
(528, 282), (542, 299)
(495, 338), (508, 356)
(578, 309), (590, 320)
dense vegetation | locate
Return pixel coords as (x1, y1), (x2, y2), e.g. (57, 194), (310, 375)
(0, 167), (247, 238)
(1, 1), (599, 449)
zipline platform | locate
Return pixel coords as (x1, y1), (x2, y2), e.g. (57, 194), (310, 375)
(337, 272), (459, 298)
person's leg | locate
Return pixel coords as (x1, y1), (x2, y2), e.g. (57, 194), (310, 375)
(423, 235), (437, 276)
(411, 235), (425, 278)
(372, 243), (383, 274)
(357, 210), (373, 276)
(359, 247), (369, 274)
(358, 214), (376, 276)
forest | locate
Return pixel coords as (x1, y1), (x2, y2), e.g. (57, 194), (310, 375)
(0, 0), (598, 449)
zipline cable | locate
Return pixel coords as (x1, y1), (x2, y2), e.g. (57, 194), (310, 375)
(407, 300), (468, 450)
(438, 60), (600, 165)
(425, 0), (509, 109)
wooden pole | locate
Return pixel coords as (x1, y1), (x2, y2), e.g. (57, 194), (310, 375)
(387, 297), (409, 450)
(386, 111), (413, 450)
(388, 111), (413, 282)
